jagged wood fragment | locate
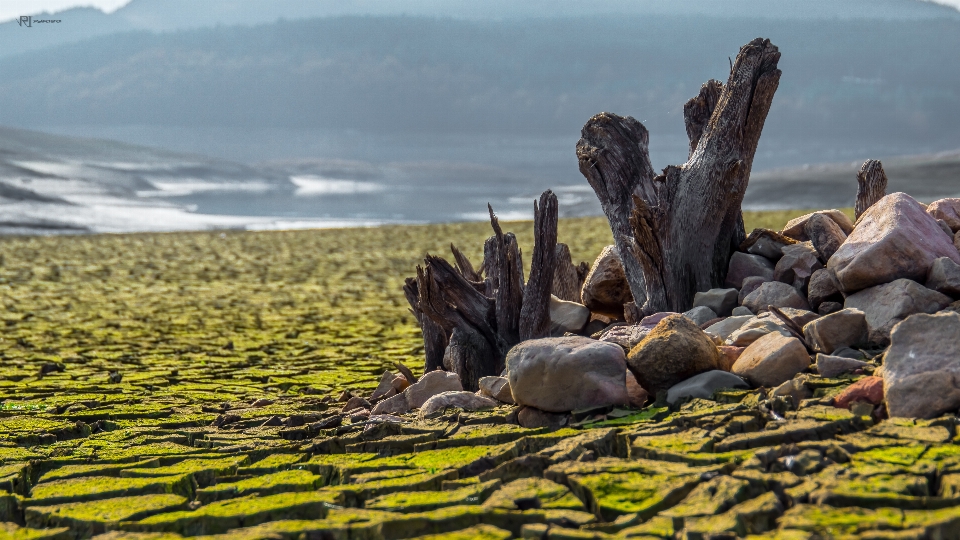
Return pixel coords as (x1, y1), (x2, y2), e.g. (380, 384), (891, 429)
(552, 243), (582, 303)
(403, 277), (448, 374)
(520, 190), (558, 341)
(489, 205), (525, 350)
(855, 159), (888, 221)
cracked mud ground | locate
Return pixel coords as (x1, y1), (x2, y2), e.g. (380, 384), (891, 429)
(2, 216), (960, 540)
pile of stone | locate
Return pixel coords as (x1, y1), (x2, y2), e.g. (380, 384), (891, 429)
(383, 193), (960, 426)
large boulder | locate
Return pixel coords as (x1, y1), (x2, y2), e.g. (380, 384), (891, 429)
(802, 308), (867, 354)
(742, 281), (811, 313)
(725, 252), (775, 289)
(731, 333), (811, 387)
(804, 213), (847, 262)
(927, 198), (960, 232)
(844, 278), (952, 345)
(774, 242), (823, 291)
(580, 246), (633, 318)
(665, 370), (749, 404)
(626, 314), (721, 395)
(549, 295), (590, 335)
(782, 209), (855, 241)
(926, 257), (960, 298)
(884, 312), (960, 418)
(693, 288), (739, 317)
(506, 336), (627, 413)
(739, 228), (797, 260)
(828, 192), (960, 292)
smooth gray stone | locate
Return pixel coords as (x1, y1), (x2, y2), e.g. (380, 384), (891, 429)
(666, 370), (749, 405)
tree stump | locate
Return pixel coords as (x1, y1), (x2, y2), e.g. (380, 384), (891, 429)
(578, 38), (782, 314)
(855, 159), (888, 221)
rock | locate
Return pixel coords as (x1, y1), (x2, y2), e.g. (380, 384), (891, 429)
(777, 308), (819, 328)
(818, 302), (843, 315)
(772, 377), (812, 407)
(802, 308), (867, 353)
(725, 317), (792, 347)
(742, 281), (811, 313)
(718, 346), (745, 371)
(626, 314), (721, 394)
(732, 306), (753, 316)
(884, 312), (960, 418)
(517, 407), (569, 429)
(828, 192), (960, 292)
(625, 372), (649, 408)
(549, 295), (590, 335)
(732, 333), (811, 388)
(682, 306), (718, 327)
(831, 347), (865, 360)
(833, 376), (884, 410)
(803, 213), (847, 262)
(371, 392), (411, 415)
(738, 276), (769, 306)
(938, 219), (955, 238)
(807, 268), (843, 312)
(693, 288), (739, 317)
(705, 315), (753, 341)
(580, 246), (633, 318)
(371, 371), (405, 401)
(815, 354), (871, 378)
(419, 391), (499, 419)
(926, 257), (960, 297)
(479, 376), (515, 404)
(725, 252), (776, 289)
(405, 370), (464, 409)
(774, 242), (823, 291)
(955, 230), (960, 253)
(926, 198), (960, 232)
(844, 278), (951, 345)
(342, 396), (372, 413)
(665, 370), (749, 404)
(782, 209), (855, 241)
(505, 336), (628, 413)
(597, 324), (650, 352)
(739, 228), (798, 260)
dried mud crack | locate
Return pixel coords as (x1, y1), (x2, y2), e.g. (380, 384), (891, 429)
(0, 220), (959, 540)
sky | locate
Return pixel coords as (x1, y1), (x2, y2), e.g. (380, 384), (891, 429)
(2, 0), (960, 22)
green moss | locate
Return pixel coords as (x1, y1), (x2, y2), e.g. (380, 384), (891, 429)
(195, 469), (321, 503)
(778, 504), (904, 535)
(0, 523), (72, 540)
(38, 459), (163, 483)
(27, 474), (193, 506)
(565, 472), (700, 522)
(128, 491), (340, 535)
(237, 453), (305, 474)
(119, 456), (248, 487)
(365, 479), (501, 512)
(483, 478), (584, 511)
(406, 524), (512, 540)
(24, 494), (187, 536)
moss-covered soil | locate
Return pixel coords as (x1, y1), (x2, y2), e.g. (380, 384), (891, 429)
(2, 211), (954, 539)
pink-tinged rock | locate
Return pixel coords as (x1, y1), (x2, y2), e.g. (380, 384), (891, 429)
(774, 242), (823, 291)
(580, 245), (633, 319)
(828, 192), (960, 292)
(742, 281), (811, 313)
(927, 198), (960, 232)
(625, 371), (649, 408)
(517, 407), (569, 429)
(807, 268), (842, 312)
(731, 332), (811, 388)
(804, 213), (847, 262)
(405, 370), (464, 408)
(802, 308), (867, 354)
(739, 228), (797, 260)
(479, 376), (515, 404)
(718, 346), (745, 371)
(833, 376), (884, 410)
(725, 252), (775, 289)
(371, 392), (411, 415)
(371, 371), (406, 401)
(506, 336), (628, 413)
(782, 209), (855, 241)
(926, 257), (960, 297)
(739, 276), (769, 305)
(844, 278), (951, 345)
(419, 391), (498, 419)
(884, 312), (960, 419)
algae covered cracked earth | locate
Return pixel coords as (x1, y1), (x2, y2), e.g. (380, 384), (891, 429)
(1, 212), (959, 540)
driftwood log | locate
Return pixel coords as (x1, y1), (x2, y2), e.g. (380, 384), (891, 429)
(405, 190), (568, 389)
(855, 159), (888, 220)
(577, 37), (782, 314)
